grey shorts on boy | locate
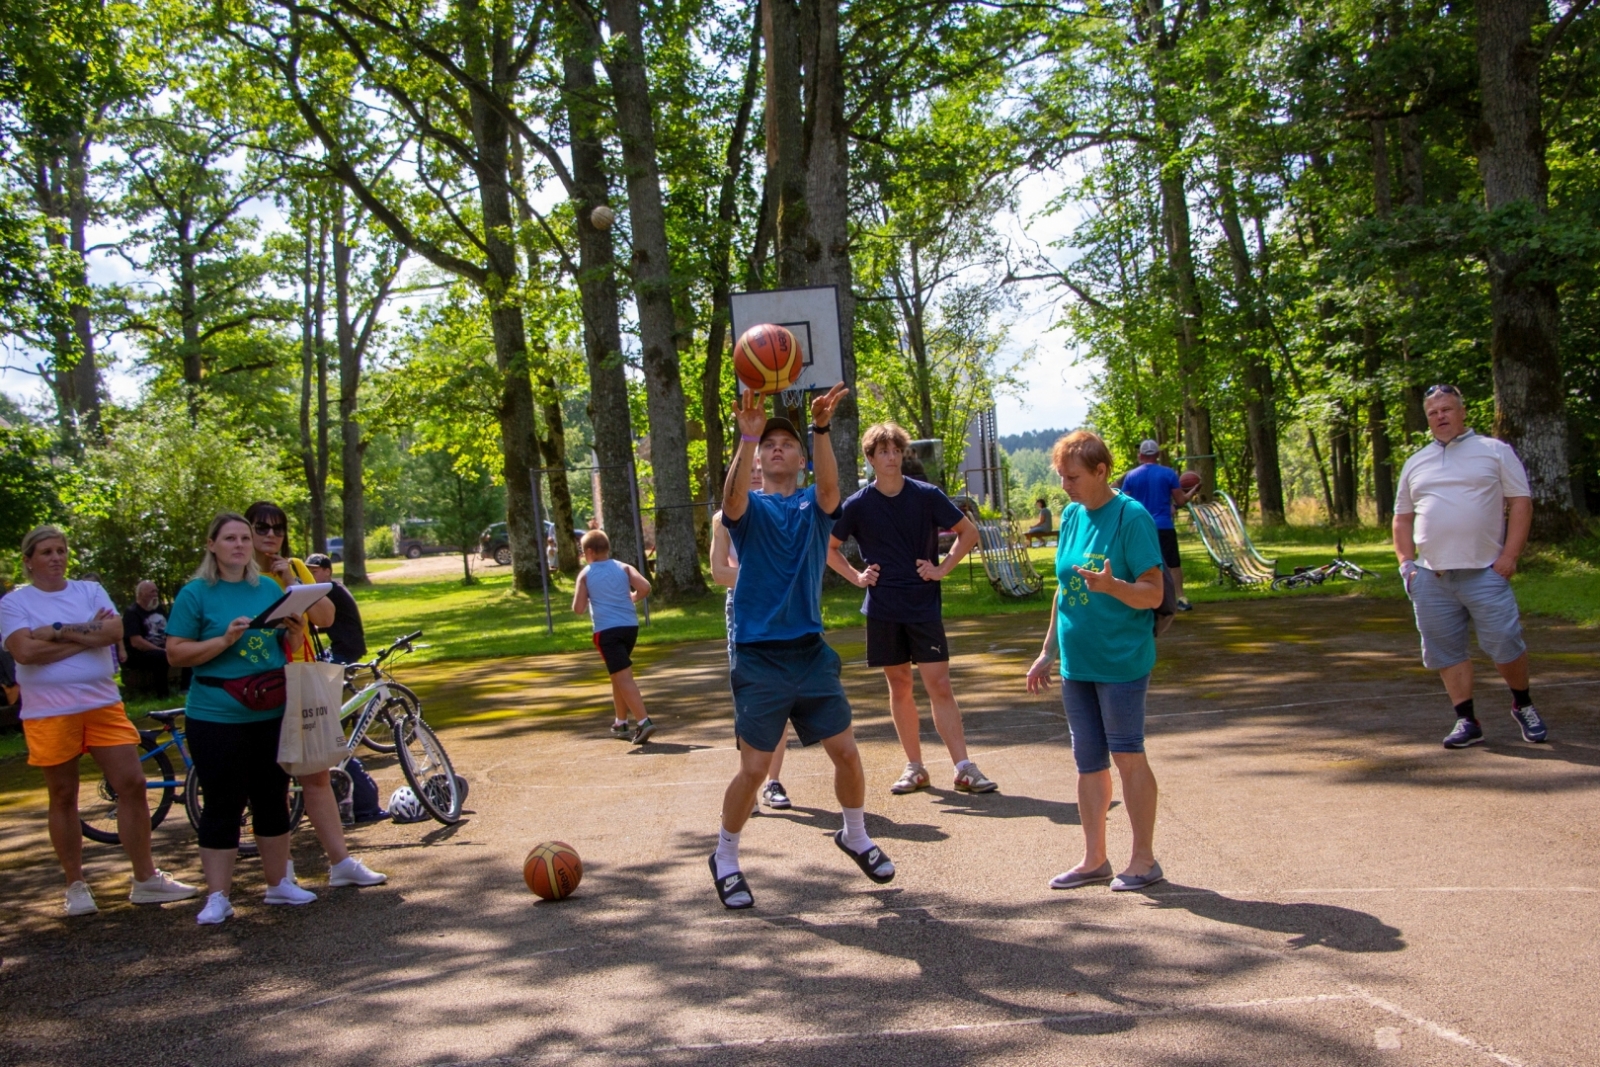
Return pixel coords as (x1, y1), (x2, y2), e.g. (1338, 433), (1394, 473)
(1406, 565), (1526, 670)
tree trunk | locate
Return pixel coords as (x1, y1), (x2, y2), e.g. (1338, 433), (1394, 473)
(1330, 402), (1359, 524)
(800, 0), (859, 494)
(299, 210), (326, 552)
(333, 188), (379, 586)
(561, 47), (640, 570)
(536, 376), (580, 574)
(603, 0), (706, 600)
(763, 0), (807, 288)
(1366, 121), (1395, 524)
(1158, 168), (1214, 497)
(65, 133), (101, 439)
(1475, 0), (1580, 538)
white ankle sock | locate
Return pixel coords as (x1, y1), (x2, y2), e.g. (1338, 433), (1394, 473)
(613, 718), (627, 728)
(841, 806), (872, 852)
(713, 825), (741, 878)
(955, 759), (974, 773)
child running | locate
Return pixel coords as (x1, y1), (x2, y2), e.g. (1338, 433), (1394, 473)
(712, 384), (895, 910)
(571, 530), (655, 744)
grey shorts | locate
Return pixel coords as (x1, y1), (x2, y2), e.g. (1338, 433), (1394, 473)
(1407, 565), (1526, 670)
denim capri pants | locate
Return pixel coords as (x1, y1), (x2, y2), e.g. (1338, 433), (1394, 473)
(1061, 675), (1150, 774)
(1407, 565), (1526, 670)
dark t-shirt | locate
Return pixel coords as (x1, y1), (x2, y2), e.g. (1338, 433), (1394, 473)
(122, 603), (169, 657)
(833, 478), (966, 623)
(316, 582), (368, 663)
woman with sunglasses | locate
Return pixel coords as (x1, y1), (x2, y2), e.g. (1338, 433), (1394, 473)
(242, 501), (387, 891)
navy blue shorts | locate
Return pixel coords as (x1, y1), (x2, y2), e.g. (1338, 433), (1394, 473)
(729, 634), (852, 752)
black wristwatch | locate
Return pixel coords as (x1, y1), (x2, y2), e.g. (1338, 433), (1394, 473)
(811, 423), (831, 436)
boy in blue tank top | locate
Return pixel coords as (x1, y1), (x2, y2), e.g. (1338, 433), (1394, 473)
(572, 530), (656, 743)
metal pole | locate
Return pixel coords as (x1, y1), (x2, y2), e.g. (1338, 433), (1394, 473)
(529, 471), (553, 635)
(627, 459), (650, 626)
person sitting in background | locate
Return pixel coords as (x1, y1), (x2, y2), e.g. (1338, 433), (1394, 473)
(304, 554), (367, 665)
(1026, 497), (1054, 547)
(122, 581), (172, 699)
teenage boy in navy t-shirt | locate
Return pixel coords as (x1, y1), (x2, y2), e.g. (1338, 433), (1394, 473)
(828, 422), (992, 795)
(710, 385), (895, 910)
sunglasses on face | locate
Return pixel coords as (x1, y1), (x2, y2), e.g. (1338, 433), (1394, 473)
(253, 522), (287, 535)
(1424, 384), (1461, 398)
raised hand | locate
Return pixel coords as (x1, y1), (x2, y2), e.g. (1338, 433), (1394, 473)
(732, 387), (766, 441)
(810, 382), (849, 427)
(1072, 559), (1118, 594)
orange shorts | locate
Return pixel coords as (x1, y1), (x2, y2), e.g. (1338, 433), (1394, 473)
(22, 703), (140, 767)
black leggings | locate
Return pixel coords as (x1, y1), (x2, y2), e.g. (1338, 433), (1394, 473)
(186, 716), (292, 850)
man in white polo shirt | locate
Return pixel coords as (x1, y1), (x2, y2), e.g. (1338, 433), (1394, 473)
(1393, 384), (1546, 749)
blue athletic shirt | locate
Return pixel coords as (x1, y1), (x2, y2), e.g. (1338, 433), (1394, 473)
(724, 485), (837, 644)
(582, 558), (638, 632)
(1054, 493), (1165, 682)
(832, 478), (966, 623)
(1121, 462), (1181, 530)
(167, 577), (289, 723)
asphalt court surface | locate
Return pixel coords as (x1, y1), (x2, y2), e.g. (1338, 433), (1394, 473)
(1, 596), (1596, 1066)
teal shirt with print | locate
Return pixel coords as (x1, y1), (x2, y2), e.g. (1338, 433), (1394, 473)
(168, 577), (288, 723)
(1054, 493), (1165, 683)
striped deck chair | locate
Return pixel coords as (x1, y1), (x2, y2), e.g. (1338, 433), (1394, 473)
(1184, 490), (1278, 586)
(973, 518), (1045, 599)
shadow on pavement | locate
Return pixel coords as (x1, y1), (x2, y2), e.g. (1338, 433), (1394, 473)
(1137, 884), (1406, 952)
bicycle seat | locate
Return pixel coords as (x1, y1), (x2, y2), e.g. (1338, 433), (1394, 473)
(148, 709), (185, 725)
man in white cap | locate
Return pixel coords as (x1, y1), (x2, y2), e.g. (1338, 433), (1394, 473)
(1120, 440), (1199, 609)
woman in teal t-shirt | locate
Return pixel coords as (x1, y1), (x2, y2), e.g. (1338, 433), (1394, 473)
(166, 512), (315, 925)
(1026, 431), (1168, 893)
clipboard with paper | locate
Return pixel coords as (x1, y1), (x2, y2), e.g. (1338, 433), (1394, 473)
(249, 582), (333, 628)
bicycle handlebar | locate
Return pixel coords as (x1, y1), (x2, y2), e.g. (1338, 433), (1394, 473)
(344, 630), (425, 676)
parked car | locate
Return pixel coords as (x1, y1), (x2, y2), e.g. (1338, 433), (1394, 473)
(479, 521), (585, 566)
(393, 520), (458, 559)
(327, 536), (344, 563)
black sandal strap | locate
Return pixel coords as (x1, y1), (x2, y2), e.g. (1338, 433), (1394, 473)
(708, 853), (754, 909)
(833, 830), (896, 884)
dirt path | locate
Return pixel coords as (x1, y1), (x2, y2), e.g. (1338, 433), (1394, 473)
(2, 597), (1597, 1066)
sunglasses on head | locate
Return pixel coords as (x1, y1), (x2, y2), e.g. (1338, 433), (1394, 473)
(253, 521), (287, 535)
(1424, 384), (1461, 398)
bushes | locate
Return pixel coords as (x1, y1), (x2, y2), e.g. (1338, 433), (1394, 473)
(365, 526), (395, 559)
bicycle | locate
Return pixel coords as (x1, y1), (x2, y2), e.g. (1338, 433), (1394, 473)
(1270, 541), (1379, 591)
(80, 710), (305, 853)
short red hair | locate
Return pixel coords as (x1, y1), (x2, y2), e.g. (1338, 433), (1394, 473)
(1051, 430), (1113, 476)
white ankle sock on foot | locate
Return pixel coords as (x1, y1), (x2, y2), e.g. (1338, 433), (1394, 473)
(841, 806), (872, 852)
(713, 825), (741, 878)
(955, 759), (974, 774)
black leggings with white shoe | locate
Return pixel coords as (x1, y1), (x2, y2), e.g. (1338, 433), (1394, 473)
(185, 716), (292, 849)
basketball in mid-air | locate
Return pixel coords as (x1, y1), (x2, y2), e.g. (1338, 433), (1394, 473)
(589, 205), (616, 230)
(1179, 471), (1202, 491)
(524, 841), (583, 900)
(733, 323), (803, 394)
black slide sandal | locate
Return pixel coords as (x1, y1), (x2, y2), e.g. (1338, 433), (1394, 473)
(834, 830), (895, 884)
(709, 853), (754, 909)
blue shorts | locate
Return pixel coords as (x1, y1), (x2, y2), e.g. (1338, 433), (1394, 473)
(1407, 565), (1526, 670)
(729, 634), (852, 752)
(1061, 675), (1150, 774)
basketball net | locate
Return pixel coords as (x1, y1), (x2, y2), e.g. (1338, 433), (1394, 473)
(778, 385), (805, 419)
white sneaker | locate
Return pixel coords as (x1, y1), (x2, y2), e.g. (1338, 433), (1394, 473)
(64, 880), (98, 917)
(196, 892), (234, 925)
(263, 880), (317, 906)
(130, 869), (200, 904)
(327, 857), (387, 887)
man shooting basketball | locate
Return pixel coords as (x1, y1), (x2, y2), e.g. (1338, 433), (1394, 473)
(711, 384), (895, 910)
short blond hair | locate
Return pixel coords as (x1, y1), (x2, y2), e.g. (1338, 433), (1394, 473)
(20, 525), (67, 577)
(1051, 430), (1114, 477)
(581, 530), (611, 556)
(862, 421), (911, 458)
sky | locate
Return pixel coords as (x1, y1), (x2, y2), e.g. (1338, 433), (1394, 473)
(0, 158), (1093, 437)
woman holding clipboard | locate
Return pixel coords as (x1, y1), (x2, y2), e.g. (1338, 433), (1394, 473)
(244, 501), (386, 895)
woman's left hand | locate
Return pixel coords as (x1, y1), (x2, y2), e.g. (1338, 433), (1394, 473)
(280, 612), (305, 645)
(1072, 559), (1118, 594)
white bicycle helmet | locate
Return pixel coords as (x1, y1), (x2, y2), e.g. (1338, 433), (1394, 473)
(388, 786), (427, 823)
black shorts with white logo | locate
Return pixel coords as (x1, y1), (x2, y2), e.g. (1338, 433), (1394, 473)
(865, 616), (950, 667)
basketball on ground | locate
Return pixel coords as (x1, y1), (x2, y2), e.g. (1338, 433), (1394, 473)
(1180, 471), (1202, 491)
(733, 323), (803, 394)
(524, 842), (583, 900)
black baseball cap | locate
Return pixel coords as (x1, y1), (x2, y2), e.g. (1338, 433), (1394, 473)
(304, 553), (334, 569)
(760, 417), (805, 446)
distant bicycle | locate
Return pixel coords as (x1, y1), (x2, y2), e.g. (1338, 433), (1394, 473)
(1271, 542), (1379, 591)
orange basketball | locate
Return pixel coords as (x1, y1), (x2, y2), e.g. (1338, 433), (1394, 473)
(733, 323), (803, 394)
(523, 841), (583, 900)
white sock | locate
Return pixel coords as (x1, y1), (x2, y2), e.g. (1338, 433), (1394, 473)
(955, 759), (974, 774)
(713, 825), (741, 878)
(841, 806), (872, 852)
(613, 718), (627, 727)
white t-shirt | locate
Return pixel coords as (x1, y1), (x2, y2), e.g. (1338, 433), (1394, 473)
(1394, 430), (1531, 571)
(0, 581), (122, 719)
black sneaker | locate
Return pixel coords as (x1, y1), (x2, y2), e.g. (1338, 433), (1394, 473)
(631, 718), (656, 744)
(609, 721), (632, 740)
(1443, 717), (1484, 749)
(761, 781), (792, 810)
(1510, 703), (1548, 743)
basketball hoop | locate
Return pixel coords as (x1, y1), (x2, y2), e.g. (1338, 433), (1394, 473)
(778, 385), (806, 416)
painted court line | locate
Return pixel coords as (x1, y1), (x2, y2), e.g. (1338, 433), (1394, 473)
(1350, 985), (1528, 1067)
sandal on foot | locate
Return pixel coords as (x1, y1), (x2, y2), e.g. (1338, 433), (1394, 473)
(833, 830), (895, 884)
(1049, 861), (1113, 890)
(708, 854), (754, 909)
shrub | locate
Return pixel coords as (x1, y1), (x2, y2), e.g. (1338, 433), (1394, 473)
(365, 526), (395, 559)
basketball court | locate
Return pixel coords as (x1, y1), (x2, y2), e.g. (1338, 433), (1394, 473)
(1, 596), (1597, 1065)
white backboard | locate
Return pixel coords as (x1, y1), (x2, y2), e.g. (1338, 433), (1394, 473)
(729, 285), (844, 393)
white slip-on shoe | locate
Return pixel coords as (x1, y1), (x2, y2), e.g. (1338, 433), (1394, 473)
(196, 892), (234, 925)
(263, 880), (317, 906)
(65, 881), (99, 917)
(328, 857), (387, 887)
(130, 869), (200, 905)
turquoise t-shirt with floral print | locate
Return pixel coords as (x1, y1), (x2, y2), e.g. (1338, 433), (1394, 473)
(169, 577), (289, 723)
(1053, 492), (1165, 683)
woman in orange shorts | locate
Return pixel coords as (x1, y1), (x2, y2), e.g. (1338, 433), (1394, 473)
(0, 526), (198, 916)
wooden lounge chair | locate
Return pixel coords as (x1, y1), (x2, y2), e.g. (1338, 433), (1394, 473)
(1184, 490), (1278, 586)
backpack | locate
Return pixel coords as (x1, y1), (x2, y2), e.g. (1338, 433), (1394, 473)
(1112, 496), (1177, 637)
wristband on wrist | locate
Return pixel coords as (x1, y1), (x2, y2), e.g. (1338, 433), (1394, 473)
(740, 434), (759, 443)
(811, 422), (830, 435)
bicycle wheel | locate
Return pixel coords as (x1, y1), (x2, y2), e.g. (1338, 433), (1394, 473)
(357, 684), (419, 754)
(80, 736), (175, 845)
(185, 766), (306, 857)
(395, 712), (461, 824)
